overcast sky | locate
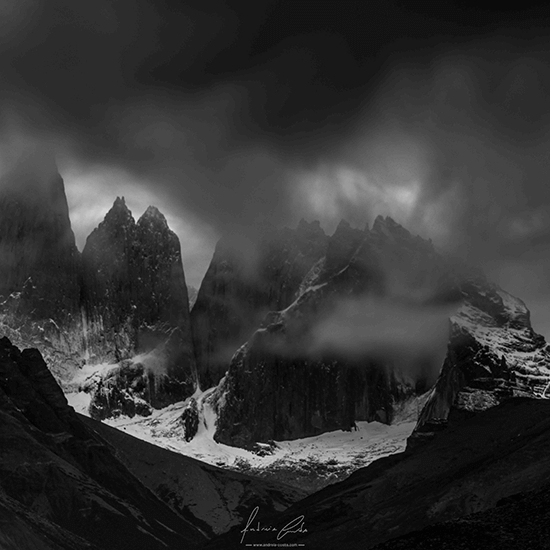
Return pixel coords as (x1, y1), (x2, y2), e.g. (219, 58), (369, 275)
(2, 1), (550, 334)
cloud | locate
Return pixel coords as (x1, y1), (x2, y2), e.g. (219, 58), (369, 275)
(289, 49), (550, 271)
(308, 296), (458, 380)
(1, 4), (550, 330)
(60, 160), (219, 288)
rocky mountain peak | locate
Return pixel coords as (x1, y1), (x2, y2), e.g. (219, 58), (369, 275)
(370, 215), (410, 239)
(0, 152), (81, 344)
(324, 219), (365, 277)
(138, 205), (170, 230)
(296, 218), (325, 238)
(191, 218), (330, 388)
(101, 196), (135, 230)
(80, 198), (196, 417)
(367, 215), (435, 262)
(210, 212), (550, 448)
(112, 195), (127, 209)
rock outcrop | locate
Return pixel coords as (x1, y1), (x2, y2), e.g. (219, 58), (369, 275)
(80, 199), (197, 417)
(191, 219), (328, 389)
(410, 277), (550, 445)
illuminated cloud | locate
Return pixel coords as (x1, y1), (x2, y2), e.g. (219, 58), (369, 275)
(61, 161), (218, 287)
(294, 164), (423, 232)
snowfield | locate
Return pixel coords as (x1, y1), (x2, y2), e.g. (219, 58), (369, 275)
(68, 387), (417, 492)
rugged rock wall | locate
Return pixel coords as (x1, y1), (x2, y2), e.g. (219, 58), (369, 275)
(191, 219), (328, 389)
(213, 216), (459, 446)
(81, 199), (197, 417)
(0, 150), (197, 418)
(410, 278), (550, 445)
(0, 150), (83, 381)
(212, 216), (550, 447)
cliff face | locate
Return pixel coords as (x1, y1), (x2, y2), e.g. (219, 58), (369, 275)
(211, 216), (550, 447)
(212, 217), (455, 446)
(81, 199), (197, 417)
(191, 219), (328, 389)
(0, 150), (197, 418)
(410, 277), (550, 445)
(0, 150), (82, 381)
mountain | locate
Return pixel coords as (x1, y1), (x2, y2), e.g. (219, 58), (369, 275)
(4, 151), (550, 548)
(80, 415), (306, 536)
(0, 150), (197, 419)
(0, 148), (83, 382)
(0, 336), (206, 550)
(206, 397), (550, 549)
(200, 215), (550, 448)
(411, 276), (550, 446)
(209, 216), (477, 446)
(80, 198), (197, 418)
(190, 219), (328, 389)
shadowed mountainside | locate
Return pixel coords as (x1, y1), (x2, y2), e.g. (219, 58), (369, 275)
(205, 397), (550, 549)
(0, 336), (206, 550)
(79, 414), (306, 537)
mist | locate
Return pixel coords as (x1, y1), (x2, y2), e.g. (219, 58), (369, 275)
(0, 2), (549, 330)
(311, 296), (456, 360)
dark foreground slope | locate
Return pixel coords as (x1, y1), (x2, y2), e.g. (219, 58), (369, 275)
(0, 337), (206, 550)
(206, 397), (550, 549)
(80, 414), (306, 537)
(372, 483), (550, 550)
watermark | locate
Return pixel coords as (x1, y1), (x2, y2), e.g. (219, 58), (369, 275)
(240, 506), (308, 547)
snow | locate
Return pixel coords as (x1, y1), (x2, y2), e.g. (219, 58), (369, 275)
(451, 300), (550, 397)
(497, 289), (525, 318)
(70, 386), (415, 483)
(67, 390), (92, 415)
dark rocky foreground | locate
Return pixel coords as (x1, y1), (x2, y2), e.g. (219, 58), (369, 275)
(0, 336), (204, 549)
(79, 414), (306, 537)
(0, 337), (305, 549)
(371, 486), (550, 550)
(206, 397), (550, 549)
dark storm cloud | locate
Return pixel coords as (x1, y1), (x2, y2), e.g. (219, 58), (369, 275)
(2, 1), (550, 307)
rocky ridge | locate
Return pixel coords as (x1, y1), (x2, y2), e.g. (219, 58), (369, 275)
(0, 152), (197, 419)
(203, 216), (550, 447)
(80, 199), (197, 418)
(190, 219), (328, 389)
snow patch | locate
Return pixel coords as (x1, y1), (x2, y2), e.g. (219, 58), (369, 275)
(74, 386), (415, 484)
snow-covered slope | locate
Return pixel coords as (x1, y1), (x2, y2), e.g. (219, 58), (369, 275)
(453, 286), (550, 393)
(68, 387), (418, 494)
(413, 278), (550, 442)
